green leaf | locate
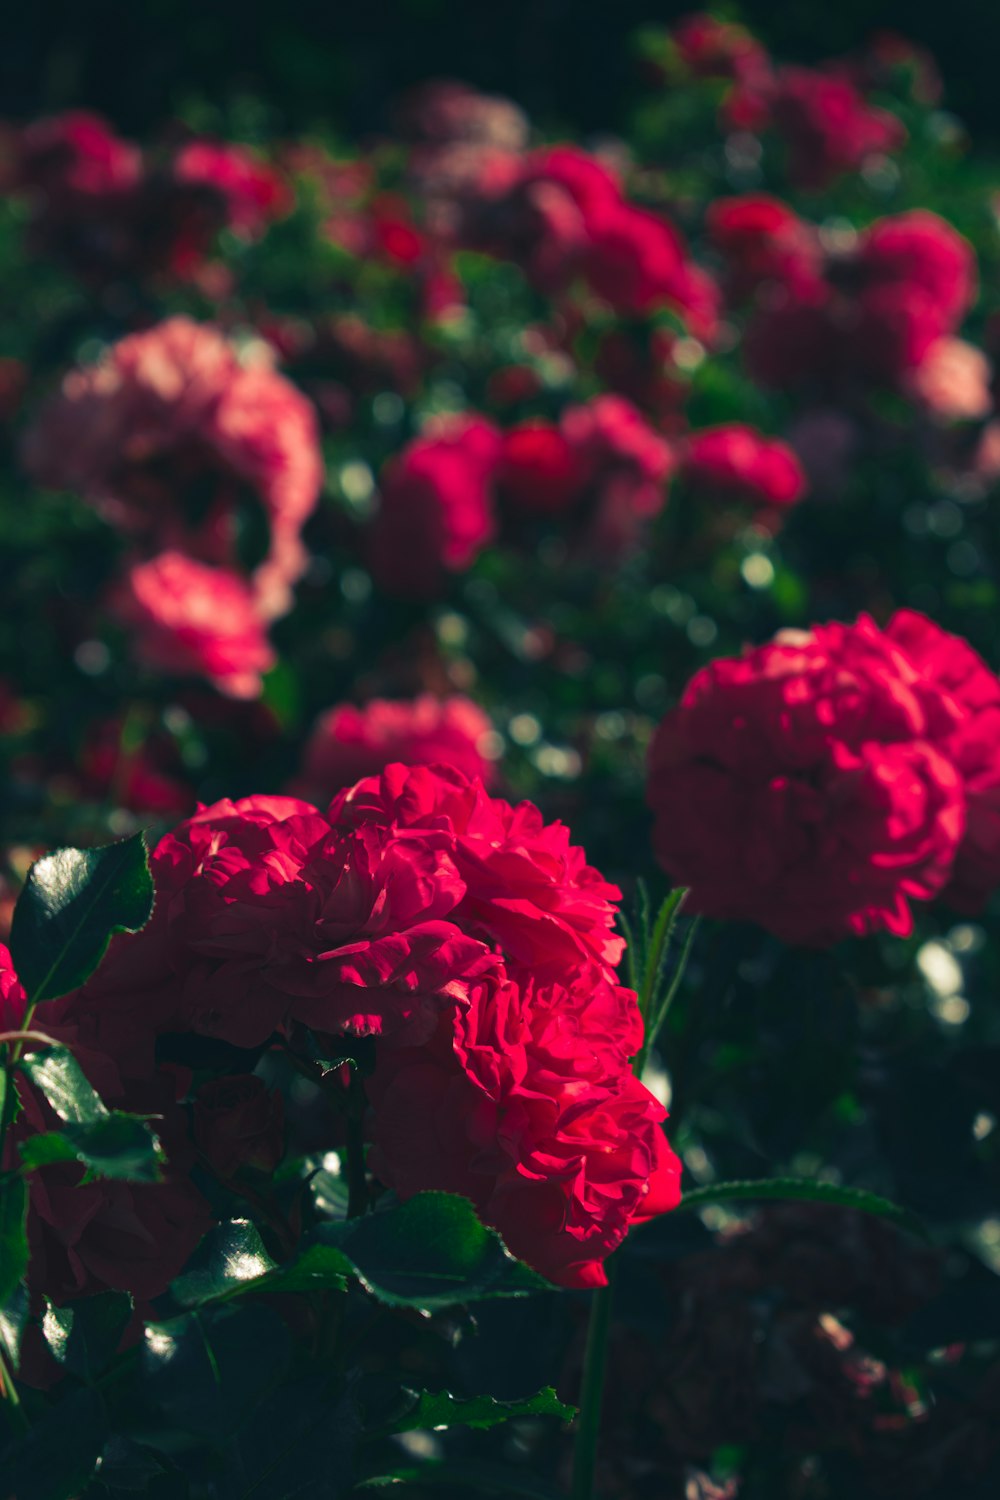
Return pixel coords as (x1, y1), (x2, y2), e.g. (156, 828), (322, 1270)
(18, 1044), (107, 1124)
(9, 832), (154, 1003)
(0, 1282), (28, 1374)
(675, 1177), (929, 1240)
(20, 1113), (164, 1182)
(174, 1195), (549, 1315)
(382, 1386), (575, 1436)
(0, 1176), (28, 1311)
(40, 1292), (133, 1381)
(312, 1192), (552, 1310)
(171, 1220), (278, 1309)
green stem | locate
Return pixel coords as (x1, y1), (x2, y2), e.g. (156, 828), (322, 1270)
(570, 1259), (616, 1500)
(642, 915), (701, 1068)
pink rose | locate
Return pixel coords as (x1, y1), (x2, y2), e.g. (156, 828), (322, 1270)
(111, 552), (276, 699)
(298, 695), (498, 799)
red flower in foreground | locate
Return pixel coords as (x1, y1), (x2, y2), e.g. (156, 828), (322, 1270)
(112, 552), (276, 699)
(298, 694), (499, 799)
(647, 615), (973, 945)
(369, 968), (680, 1287)
(368, 414), (501, 597)
(58, 765), (671, 1286)
(0, 943), (27, 1031)
(681, 424), (807, 517)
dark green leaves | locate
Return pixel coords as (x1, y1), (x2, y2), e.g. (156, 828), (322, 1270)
(172, 1220), (280, 1309)
(313, 1192), (551, 1309)
(19, 1114), (164, 1182)
(41, 1292), (134, 1380)
(9, 833), (154, 1003)
(19, 1043), (108, 1124)
(676, 1177), (929, 1239)
(173, 1195), (549, 1315)
(0, 1176), (28, 1310)
(383, 1387), (574, 1435)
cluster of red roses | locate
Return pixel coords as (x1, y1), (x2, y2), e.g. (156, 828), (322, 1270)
(2, 763), (679, 1320)
(663, 13), (909, 188)
(709, 199), (982, 405)
(1, 111), (290, 287)
(647, 609), (1000, 945)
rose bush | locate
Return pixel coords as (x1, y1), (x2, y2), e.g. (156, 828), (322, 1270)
(2, 10), (1000, 1499)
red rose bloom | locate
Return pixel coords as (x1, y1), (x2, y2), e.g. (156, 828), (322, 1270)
(0, 942), (27, 1031)
(585, 203), (720, 334)
(45, 765), (677, 1289)
(298, 694), (498, 800)
(672, 12), (771, 84)
(884, 611), (1000, 912)
(368, 414), (501, 598)
(368, 966), (680, 1288)
(856, 211), (977, 329)
(12, 110), (141, 200)
(498, 421), (585, 515)
(647, 616), (969, 945)
(706, 194), (822, 304)
(558, 395), (675, 553)
(682, 425), (807, 515)
(23, 316), (323, 620)
(86, 793), (498, 1049)
(171, 139), (292, 239)
(112, 552), (276, 700)
(769, 68), (906, 190)
(331, 762), (625, 985)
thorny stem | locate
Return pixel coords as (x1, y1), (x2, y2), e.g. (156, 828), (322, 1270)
(570, 1258), (616, 1500)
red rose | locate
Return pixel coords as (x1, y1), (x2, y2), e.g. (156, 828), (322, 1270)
(884, 611), (1000, 911)
(647, 617), (968, 945)
(0, 942), (27, 1031)
(672, 12), (771, 84)
(330, 762), (625, 986)
(368, 414), (501, 598)
(298, 694), (499, 800)
(856, 211), (977, 329)
(682, 424), (807, 514)
(112, 552), (276, 700)
(498, 420), (584, 515)
(559, 395), (675, 553)
(12, 110), (141, 201)
(769, 68), (906, 190)
(171, 138), (292, 239)
(585, 203), (719, 332)
(23, 316), (323, 620)
(368, 968), (680, 1287)
(706, 194), (823, 304)
(849, 281), (949, 382)
(86, 793), (497, 1049)
(194, 1074), (285, 1179)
